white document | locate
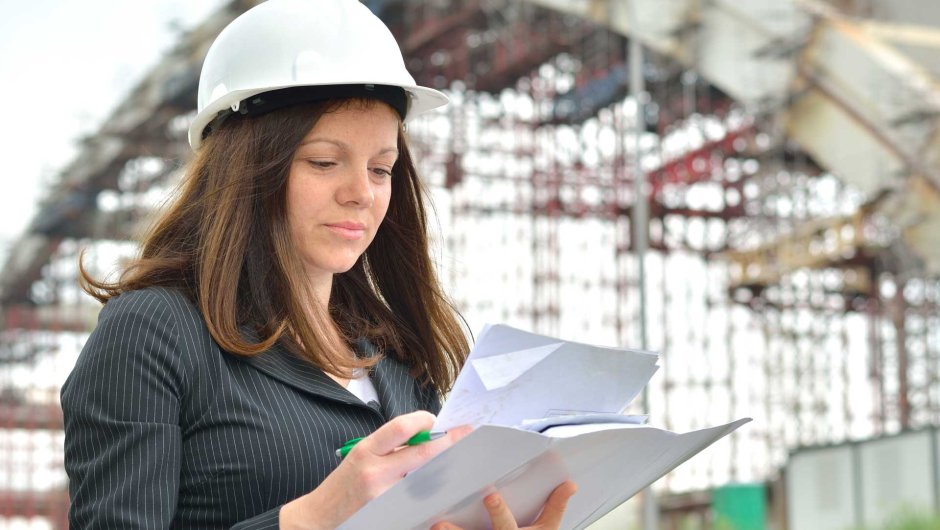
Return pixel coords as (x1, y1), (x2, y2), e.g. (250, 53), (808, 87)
(338, 419), (751, 530)
(337, 325), (750, 530)
(434, 324), (660, 431)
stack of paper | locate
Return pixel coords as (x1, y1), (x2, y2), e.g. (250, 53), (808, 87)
(339, 325), (750, 530)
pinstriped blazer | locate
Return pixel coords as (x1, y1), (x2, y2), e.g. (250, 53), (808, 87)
(61, 286), (440, 529)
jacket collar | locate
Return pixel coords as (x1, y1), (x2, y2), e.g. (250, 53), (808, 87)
(233, 338), (417, 420)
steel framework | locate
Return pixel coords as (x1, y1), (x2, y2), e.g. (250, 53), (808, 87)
(2, 0), (939, 528)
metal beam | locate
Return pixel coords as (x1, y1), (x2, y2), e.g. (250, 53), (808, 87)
(524, 0), (940, 276)
(0, 0), (255, 305)
(0, 489), (68, 520)
(0, 403), (63, 431)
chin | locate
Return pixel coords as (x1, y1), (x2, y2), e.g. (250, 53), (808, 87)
(304, 251), (366, 277)
(331, 259), (361, 274)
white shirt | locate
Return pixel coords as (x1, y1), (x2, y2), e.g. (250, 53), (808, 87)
(346, 369), (379, 406)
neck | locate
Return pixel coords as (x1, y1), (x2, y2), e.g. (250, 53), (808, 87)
(309, 272), (334, 312)
(299, 272), (355, 374)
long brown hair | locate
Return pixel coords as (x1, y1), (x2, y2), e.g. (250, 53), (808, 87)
(80, 98), (469, 393)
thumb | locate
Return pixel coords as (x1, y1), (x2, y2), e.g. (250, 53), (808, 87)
(532, 481), (577, 527)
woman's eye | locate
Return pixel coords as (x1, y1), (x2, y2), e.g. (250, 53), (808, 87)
(371, 167), (392, 178)
(308, 160), (336, 169)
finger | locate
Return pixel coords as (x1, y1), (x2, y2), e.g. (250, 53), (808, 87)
(358, 411), (436, 455)
(531, 481), (578, 528)
(383, 424), (473, 472)
(483, 492), (519, 530)
(448, 424), (474, 442)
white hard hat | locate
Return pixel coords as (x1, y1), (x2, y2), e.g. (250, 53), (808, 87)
(188, 0), (449, 150)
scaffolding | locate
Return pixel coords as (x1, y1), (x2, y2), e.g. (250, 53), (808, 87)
(2, 0), (940, 528)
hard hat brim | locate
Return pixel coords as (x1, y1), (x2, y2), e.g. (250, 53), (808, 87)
(188, 82), (449, 150)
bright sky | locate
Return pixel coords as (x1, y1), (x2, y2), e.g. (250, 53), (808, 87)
(0, 0), (226, 260)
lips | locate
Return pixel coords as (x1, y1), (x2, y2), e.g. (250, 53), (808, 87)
(327, 221), (366, 230)
(325, 221), (367, 240)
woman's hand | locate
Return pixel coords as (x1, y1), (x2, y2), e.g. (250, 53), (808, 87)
(431, 481), (578, 530)
(280, 411), (471, 530)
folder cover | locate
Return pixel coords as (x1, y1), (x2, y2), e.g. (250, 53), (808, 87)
(338, 325), (750, 530)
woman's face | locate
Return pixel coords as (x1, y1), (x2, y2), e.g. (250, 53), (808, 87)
(286, 101), (399, 287)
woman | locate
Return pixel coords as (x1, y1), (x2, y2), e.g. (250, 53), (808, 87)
(61, 0), (575, 528)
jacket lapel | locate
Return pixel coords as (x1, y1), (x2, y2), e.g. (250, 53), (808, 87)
(370, 354), (420, 420)
(231, 335), (421, 419)
(235, 344), (370, 410)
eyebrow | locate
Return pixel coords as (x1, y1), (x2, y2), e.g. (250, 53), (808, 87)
(298, 138), (398, 156)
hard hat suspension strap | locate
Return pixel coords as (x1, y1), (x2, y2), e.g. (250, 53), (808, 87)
(202, 84), (409, 141)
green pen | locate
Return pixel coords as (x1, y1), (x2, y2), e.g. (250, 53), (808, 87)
(335, 430), (446, 458)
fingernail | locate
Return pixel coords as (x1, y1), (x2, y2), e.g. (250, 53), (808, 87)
(484, 494), (500, 508)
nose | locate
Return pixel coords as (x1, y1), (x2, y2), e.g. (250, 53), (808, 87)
(337, 165), (375, 208)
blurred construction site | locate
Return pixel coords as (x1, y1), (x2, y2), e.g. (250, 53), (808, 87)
(2, 0), (940, 528)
